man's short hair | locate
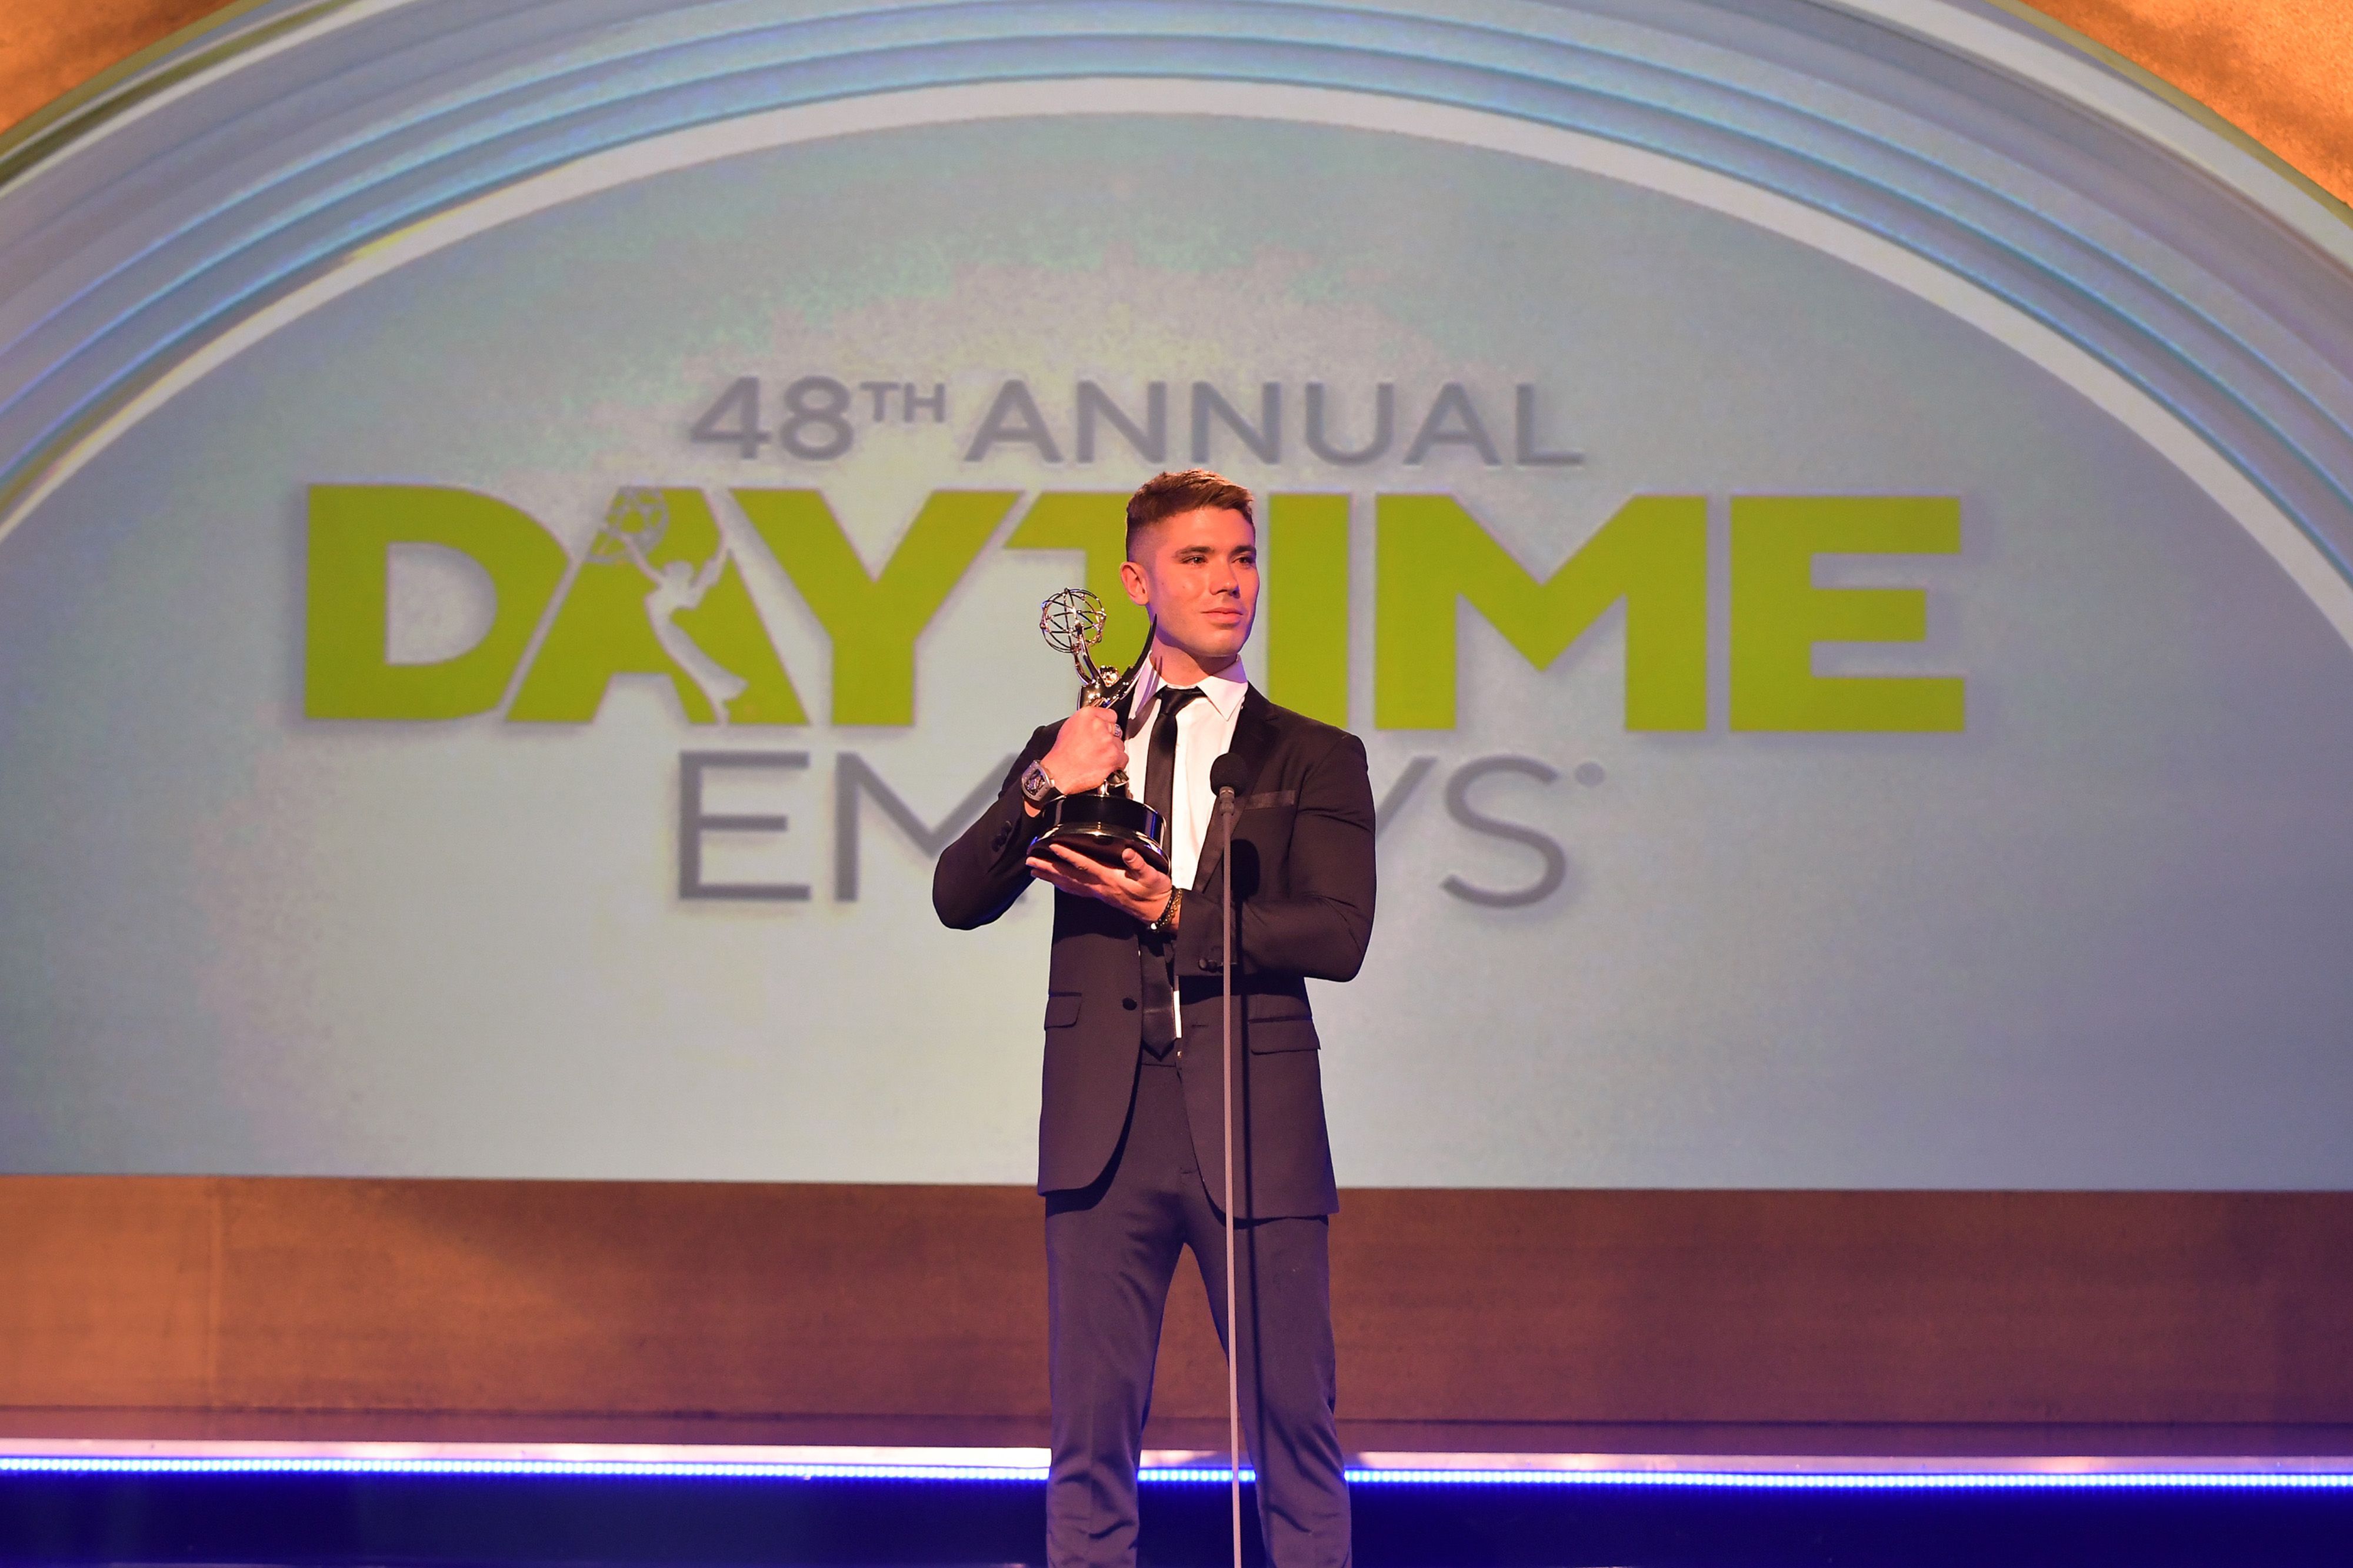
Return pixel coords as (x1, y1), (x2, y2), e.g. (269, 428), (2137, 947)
(1125, 469), (1255, 559)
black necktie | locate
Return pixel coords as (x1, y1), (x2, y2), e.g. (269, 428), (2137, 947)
(1137, 686), (1202, 1053)
(1139, 686), (1203, 860)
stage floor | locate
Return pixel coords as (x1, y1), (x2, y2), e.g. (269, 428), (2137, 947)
(3, 1424), (2350, 1567)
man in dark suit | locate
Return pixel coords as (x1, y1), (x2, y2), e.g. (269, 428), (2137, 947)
(934, 468), (1375, 1568)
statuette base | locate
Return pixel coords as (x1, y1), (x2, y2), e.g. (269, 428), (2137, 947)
(1034, 793), (1168, 876)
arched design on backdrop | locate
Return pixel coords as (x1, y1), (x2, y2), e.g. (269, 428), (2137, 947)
(1, 0), (2349, 582)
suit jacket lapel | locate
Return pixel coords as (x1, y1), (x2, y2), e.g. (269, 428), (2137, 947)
(1191, 686), (1278, 896)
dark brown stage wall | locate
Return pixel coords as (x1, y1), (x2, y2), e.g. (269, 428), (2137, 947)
(4, 1180), (2351, 1447)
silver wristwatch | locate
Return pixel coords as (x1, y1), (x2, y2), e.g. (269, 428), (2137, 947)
(1019, 758), (1062, 806)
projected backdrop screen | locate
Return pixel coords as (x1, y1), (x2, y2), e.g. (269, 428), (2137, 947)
(4, 93), (2352, 1187)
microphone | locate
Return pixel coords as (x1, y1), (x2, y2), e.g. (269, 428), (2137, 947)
(1206, 755), (1245, 958)
(1209, 755), (1247, 815)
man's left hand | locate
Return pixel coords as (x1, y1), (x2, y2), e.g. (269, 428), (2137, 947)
(1026, 843), (1173, 925)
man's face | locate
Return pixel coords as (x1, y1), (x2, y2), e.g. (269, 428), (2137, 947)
(1121, 506), (1258, 667)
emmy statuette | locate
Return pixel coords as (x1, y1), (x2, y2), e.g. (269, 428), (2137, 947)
(1034, 589), (1168, 875)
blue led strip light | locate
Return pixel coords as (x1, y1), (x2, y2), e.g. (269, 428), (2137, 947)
(1, 1456), (2348, 1488)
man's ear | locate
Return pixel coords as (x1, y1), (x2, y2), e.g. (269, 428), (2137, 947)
(1118, 556), (1151, 608)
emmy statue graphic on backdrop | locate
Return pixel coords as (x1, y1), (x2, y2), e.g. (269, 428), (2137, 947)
(595, 486), (746, 723)
(1034, 588), (1168, 872)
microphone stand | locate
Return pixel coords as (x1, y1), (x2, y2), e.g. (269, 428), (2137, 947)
(1215, 780), (1241, 1568)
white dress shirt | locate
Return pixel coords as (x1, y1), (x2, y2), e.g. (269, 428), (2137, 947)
(1122, 658), (1248, 894)
(1121, 659), (1247, 1043)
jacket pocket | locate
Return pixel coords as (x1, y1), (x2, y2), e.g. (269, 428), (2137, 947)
(1242, 992), (1311, 1023)
(1043, 991), (1082, 1029)
(1244, 1013), (1320, 1054)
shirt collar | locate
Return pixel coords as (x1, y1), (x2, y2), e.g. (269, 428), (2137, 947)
(1130, 656), (1249, 723)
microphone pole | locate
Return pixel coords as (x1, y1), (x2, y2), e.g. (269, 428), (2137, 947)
(1214, 778), (1241, 1568)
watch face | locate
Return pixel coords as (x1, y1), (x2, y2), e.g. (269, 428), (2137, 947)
(1022, 761), (1053, 802)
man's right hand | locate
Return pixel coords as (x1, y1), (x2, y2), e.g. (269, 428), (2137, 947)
(1030, 703), (1126, 812)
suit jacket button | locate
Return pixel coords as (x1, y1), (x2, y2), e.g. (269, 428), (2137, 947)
(1121, 997), (1137, 1010)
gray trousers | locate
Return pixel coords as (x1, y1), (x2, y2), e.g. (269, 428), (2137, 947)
(1044, 1056), (1351, 1567)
